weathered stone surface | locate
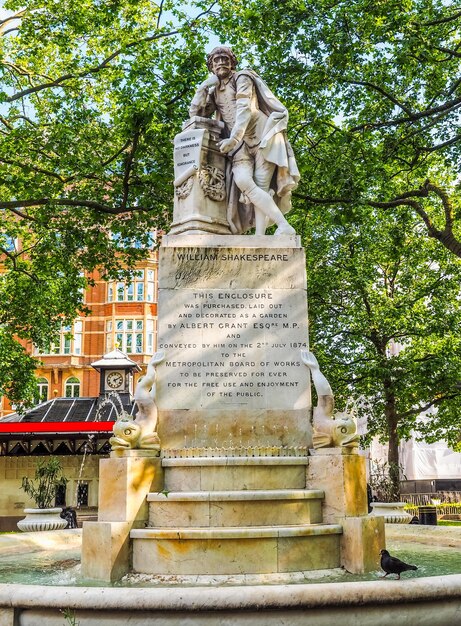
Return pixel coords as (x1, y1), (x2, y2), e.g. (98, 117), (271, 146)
(81, 521), (132, 582)
(131, 525), (342, 575)
(306, 449), (368, 522)
(147, 490), (323, 528)
(98, 455), (163, 523)
(156, 237), (311, 450)
(0, 608), (15, 626)
(162, 459), (307, 492)
(81, 455), (163, 582)
(4, 575), (461, 625)
(170, 118), (231, 236)
(340, 515), (385, 574)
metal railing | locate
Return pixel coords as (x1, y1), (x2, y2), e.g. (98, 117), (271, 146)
(400, 492), (461, 505)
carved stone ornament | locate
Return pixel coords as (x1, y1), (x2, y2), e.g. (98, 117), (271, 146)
(198, 165), (226, 201)
(175, 175), (194, 199)
(301, 349), (360, 450)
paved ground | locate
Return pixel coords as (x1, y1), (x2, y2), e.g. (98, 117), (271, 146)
(386, 523), (461, 547)
(0, 528), (81, 556)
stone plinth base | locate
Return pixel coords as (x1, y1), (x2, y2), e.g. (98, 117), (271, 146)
(81, 453), (163, 582)
(306, 448), (368, 522)
(341, 515), (385, 574)
(306, 448), (385, 573)
(81, 521), (132, 582)
(131, 525), (342, 575)
(98, 454), (163, 523)
(156, 236), (311, 451)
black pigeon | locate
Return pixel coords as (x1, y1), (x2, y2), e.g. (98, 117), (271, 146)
(380, 549), (418, 579)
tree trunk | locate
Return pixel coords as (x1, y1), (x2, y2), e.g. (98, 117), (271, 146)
(384, 382), (401, 501)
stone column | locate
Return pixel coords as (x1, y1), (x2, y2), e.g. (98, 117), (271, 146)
(169, 117), (231, 236)
(306, 448), (385, 573)
(81, 450), (163, 582)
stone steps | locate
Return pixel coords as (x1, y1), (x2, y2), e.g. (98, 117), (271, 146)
(128, 455), (343, 576)
(162, 455), (309, 491)
(147, 489), (324, 527)
(130, 523), (342, 575)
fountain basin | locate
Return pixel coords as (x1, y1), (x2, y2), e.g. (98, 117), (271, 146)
(1, 575), (461, 625)
(0, 525), (460, 624)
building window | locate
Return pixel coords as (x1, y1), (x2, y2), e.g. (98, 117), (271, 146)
(65, 376), (80, 398)
(146, 319), (155, 353)
(55, 483), (67, 507)
(116, 319), (143, 354)
(106, 318), (157, 354)
(35, 377), (49, 404)
(35, 320), (83, 356)
(77, 482), (89, 506)
(107, 269), (156, 303)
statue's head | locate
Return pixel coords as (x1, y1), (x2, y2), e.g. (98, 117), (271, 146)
(207, 46), (238, 79)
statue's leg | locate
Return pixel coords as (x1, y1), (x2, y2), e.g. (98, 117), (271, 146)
(233, 155), (295, 235)
(253, 156), (274, 235)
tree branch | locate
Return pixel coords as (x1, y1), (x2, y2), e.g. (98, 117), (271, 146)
(350, 96), (461, 132)
(121, 127), (142, 210)
(0, 9), (27, 34)
(0, 157), (66, 182)
(6, 28), (180, 103)
(343, 80), (414, 115)
(0, 198), (152, 214)
(6, 1), (217, 103)
(397, 392), (461, 420)
(419, 10), (461, 27)
(0, 247), (38, 281)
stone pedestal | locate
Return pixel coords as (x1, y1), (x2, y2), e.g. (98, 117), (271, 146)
(306, 448), (385, 573)
(306, 448), (368, 522)
(170, 117), (231, 235)
(81, 451), (163, 582)
(156, 234), (311, 453)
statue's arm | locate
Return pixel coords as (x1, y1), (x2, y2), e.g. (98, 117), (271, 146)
(189, 76), (218, 118)
(230, 74), (253, 141)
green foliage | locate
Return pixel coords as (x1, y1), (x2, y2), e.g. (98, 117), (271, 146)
(0, 0), (213, 403)
(211, 1), (461, 256)
(60, 608), (79, 626)
(305, 201), (461, 474)
(206, 2), (461, 468)
(20, 457), (68, 509)
(369, 460), (405, 502)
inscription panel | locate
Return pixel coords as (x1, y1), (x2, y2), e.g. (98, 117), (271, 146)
(157, 246), (310, 412)
(173, 129), (206, 182)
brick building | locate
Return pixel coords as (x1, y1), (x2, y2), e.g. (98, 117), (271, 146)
(0, 245), (159, 529)
(0, 248), (158, 418)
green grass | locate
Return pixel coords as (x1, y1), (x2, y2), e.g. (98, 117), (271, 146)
(437, 520), (461, 526)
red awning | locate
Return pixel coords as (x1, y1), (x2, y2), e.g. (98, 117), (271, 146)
(0, 421), (115, 434)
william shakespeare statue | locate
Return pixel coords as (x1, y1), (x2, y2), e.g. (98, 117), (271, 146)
(189, 46), (300, 235)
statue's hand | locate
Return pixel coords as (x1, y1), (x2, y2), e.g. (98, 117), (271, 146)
(150, 351), (165, 366)
(199, 74), (220, 90)
(217, 137), (239, 154)
(300, 349), (319, 370)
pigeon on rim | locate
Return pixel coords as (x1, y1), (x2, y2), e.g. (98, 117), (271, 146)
(380, 549), (418, 579)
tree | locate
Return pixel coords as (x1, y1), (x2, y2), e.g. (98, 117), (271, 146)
(208, 0), (461, 494)
(0, 0), (213, 406)
(211, 0), (461, 257)
(305, 204), (461, 497)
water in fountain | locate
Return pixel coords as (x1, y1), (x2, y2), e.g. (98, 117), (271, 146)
(73, 391), (128, 511)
